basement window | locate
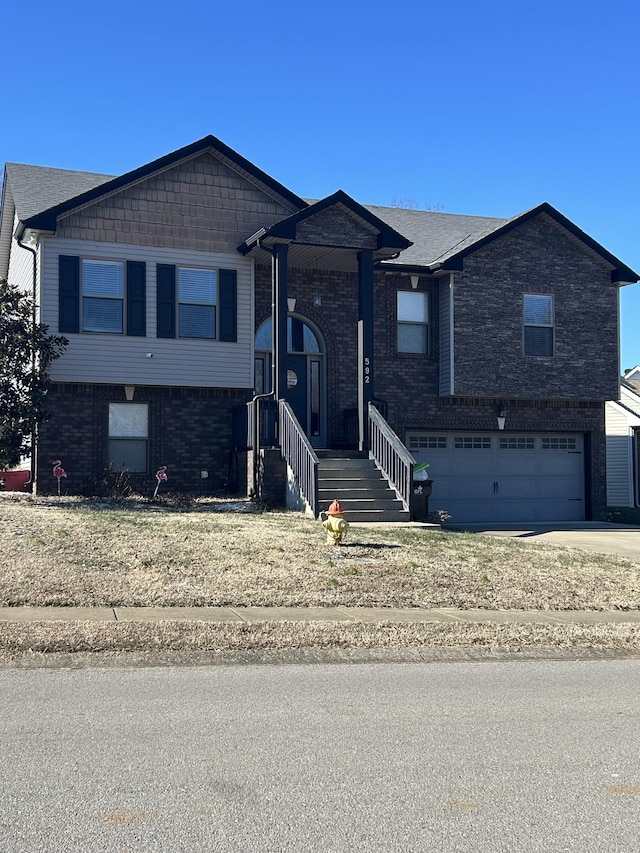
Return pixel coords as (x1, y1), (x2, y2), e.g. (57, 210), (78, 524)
(108, 403), (148, 473)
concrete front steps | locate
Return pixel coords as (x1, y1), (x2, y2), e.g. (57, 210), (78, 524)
(317, 453), (410, 523)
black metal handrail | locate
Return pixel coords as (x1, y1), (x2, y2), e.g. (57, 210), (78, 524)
(368, 402), (416, 512)
(279, 400), (319, 518)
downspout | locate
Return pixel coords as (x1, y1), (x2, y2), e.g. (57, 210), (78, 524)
(449, 272), (455, 395)
(248, 237), (278, 500)
(17, 234), (38, 493)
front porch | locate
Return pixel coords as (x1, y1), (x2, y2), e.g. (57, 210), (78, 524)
(245, 397), (422, 523)
(239, 191), (421, 520)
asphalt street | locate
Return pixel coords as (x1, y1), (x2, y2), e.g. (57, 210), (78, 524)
(1, 659), (639, 852)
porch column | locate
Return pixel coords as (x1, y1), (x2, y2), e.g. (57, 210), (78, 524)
(357, 249), (374, 452)
(272, 243), (289, 404)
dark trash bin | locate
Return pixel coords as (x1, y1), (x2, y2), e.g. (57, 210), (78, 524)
(411, 479), (433, 522)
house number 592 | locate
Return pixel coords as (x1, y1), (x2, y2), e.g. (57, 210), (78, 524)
(364, 357), (370, 383)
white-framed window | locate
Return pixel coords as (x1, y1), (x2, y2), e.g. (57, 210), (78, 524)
(524, 294), (554, 357)
(397, 291), (428, 353)
(108, 403), (148, 473)
(82, 260), (124, 333)
(178, 267), (217, 338)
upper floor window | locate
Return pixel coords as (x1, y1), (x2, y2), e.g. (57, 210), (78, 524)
(397, 291), (428, 353)
(59, 255), (146, 336)
(83, 260), (124, 333)
(524, 294), (553, 357)
(156, 264), (236, 342)
(178, 267), (217, 338)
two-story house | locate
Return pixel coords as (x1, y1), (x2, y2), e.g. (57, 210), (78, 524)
(1, 135), (637, 522)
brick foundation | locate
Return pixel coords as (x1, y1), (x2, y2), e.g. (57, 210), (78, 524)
(36, 384), (252, 497)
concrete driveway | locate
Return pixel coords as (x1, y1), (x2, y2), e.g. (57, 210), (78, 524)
(443, 522), (640, 561)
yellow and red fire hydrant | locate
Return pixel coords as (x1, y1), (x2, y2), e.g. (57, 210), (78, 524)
(321, 499), (349, 545)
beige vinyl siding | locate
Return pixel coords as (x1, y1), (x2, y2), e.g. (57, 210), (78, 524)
(605, 401), (639, 506)
(621, 385), (640, 417)
(41, 237), (253, 389)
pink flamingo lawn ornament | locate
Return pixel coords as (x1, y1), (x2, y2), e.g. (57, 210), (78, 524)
(52, 460), (67, 496)
(153, 466), (168, 499)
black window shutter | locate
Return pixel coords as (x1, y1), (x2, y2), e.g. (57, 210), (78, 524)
(59, 255), (80, 333)
(219, 269), (237, 342)
(126, 261), (146, 336)
(157, 264), (176, 338)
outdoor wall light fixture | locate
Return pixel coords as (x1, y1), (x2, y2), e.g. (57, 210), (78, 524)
(497, 404), (506, 431)
(145, 352), (154, 358)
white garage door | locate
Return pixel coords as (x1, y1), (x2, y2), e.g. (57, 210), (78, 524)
(407, 432), (585, 523)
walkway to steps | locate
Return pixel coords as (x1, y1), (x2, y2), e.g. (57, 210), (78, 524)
(316, 453), (410, 522)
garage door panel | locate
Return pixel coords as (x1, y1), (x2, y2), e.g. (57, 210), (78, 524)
(494, 455), (539, 476)
(441, 479), (495, 500)
(409, 432), (584, 523)
(453, 457), (494, 477)
(496, 478), (540, 499)
(539, 455), (583, 476)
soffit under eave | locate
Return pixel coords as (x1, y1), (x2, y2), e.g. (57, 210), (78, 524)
(244, 242), (402, 272)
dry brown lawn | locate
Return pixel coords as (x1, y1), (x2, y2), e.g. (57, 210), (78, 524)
(1, 620), (639, 660)
(1, 495), (639, 612)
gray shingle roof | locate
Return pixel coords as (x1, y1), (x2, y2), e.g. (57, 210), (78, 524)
(3, 161), (637, 282)
(363, 204), (513, 267)
(5, 164), (513, 269)
(4, 163), (113, 221)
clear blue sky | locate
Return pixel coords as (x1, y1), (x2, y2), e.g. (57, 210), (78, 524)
(3, 0), (639, 370)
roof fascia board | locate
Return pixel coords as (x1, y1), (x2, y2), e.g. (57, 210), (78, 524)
(621, 382), (640, 406)
(22, 135), (308, 232)
(376, 261), (436, 275)
(242, 190), (412, 253)
(377, 258), (463, 273)
(434, 202), (639, 282)
(609, 399), (640, 423)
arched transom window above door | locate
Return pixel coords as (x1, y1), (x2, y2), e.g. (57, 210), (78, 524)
(255, 317), (321, 354)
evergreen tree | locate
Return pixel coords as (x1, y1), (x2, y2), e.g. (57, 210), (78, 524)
(0, 279), (67, 469)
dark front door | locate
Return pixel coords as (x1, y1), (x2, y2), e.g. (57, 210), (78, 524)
(255, 316), (326, 448)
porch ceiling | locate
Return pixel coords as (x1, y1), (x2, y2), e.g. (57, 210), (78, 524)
(242, 241), (403, 272)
